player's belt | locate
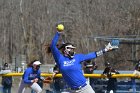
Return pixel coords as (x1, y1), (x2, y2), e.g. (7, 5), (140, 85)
(71, 83), (87, 90)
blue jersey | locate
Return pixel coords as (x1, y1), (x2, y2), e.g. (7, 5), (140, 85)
(51, 32), (97, 88)
(22, 67), (41, 84)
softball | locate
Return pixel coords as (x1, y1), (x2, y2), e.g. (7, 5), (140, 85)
(56, 24), (64, 31)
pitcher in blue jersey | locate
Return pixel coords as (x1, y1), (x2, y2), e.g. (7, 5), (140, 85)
(50, 24), (119, 93)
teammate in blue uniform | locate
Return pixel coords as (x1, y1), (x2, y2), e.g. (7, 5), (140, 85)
(18, 60), (42, 93)
(50, 24), (119, 93)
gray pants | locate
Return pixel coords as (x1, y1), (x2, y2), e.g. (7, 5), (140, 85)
(18, 79), (42, 93)
(70, 84), (95, 93)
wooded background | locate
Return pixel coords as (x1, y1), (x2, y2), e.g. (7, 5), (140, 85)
(0, 0), (140, 70)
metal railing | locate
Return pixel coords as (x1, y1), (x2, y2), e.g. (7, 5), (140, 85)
(0, 71), (140, 93)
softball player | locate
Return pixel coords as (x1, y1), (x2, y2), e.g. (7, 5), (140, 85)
(50, 24), (119, 93)
(18, 61), (42, 93)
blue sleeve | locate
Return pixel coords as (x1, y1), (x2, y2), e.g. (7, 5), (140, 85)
(78, 52), (97, 63)
(23, 69), (32, 84)
(50, 32), (62, 63)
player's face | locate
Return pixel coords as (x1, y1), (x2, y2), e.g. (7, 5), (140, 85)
(65, 47), (75, 58)
(33, 65), (40, 70)
(66, 47), (75, 53)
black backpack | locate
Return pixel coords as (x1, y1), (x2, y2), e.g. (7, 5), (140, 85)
(2, 77), (12, 87)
